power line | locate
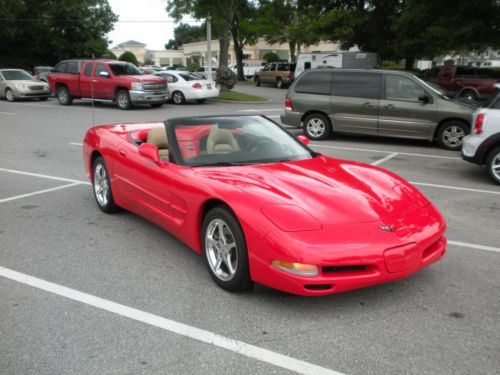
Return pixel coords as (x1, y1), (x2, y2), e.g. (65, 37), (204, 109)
(0, 18), (201, 23)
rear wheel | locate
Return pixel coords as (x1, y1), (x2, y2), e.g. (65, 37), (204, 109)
(92, 157), (120, 213)
(171, 91), (185, 105)
(116, 90), (132, 110)
(255, 76), (261, 87)
(460, 90), (478, 101)
(486, 146), (500, 185)
(276, 77), (283, 89)
(437, 120), (468, 150)
(202, 206), (252, 292)
(303, 113), (332, 140)
(5, 88), (15, 102)
(57, 86), (72, 105)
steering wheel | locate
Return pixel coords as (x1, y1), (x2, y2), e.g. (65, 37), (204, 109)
(246, 137), (274, 152)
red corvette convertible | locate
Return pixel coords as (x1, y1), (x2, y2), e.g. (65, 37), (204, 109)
(83, 115), (446, 296)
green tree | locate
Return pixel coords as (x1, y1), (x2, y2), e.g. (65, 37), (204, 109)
(101, 50), (117, 60)
(263, 52), (280, 62)
(165, 23), (217, 49)
(0, 0), (117, 68)
(118, 51), (139, 66)
(166, 0), (238, 90)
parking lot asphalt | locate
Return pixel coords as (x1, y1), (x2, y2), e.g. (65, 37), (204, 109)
(0, 85), (499, 375)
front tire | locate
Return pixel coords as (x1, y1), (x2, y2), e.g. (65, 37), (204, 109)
(5, 88), (15, 102)
(92, 157), (120, 213)
(486, 146), (500, 185)
(437, 120), (468, 150)
(202, 206), (252, 292)
(303, 113), (332, 140)
(171, 91), (185, 105)
(460, 90), (478, 101)
(255, 76), (261, 87)
(57, 86), (72, 105)
(116, 90), (132, 110)
(276, 77), (283, 89)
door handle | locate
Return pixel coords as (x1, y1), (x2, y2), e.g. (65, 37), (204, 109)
(363, 102), (374, 108)
(92, 80), (98, 83)
(119, 149), (127, 157)
(384, 104), (395, 109)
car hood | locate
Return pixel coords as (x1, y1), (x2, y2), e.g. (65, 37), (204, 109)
(194, 156), (427, 225)
(6, 79), (46, 86)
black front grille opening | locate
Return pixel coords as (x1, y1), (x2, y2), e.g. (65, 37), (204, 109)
(322, 265), (368, 273)
(304, 284), (333, 291)
(423, 238), (442, 259)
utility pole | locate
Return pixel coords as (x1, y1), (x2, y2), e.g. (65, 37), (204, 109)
(206, 14), (212, 81)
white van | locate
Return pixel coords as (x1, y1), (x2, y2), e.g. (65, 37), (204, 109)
(294, 51), (378, 78)
(480, 60), (500, 68)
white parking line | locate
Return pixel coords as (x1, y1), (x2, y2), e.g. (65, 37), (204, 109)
(266, 115), (281, 118)
(69, 142), (83, 146)
(371, 152), (399, 166)
(239, 108), (282, 112)
(0, 266), (344, 375)
(410, 181), (500, 195)
(311, 144), (461, 160)
(0, 168), (89, 185)
(448, 241), (500, 253)
(0, 111), (15, 115)
(0, 182), (83, 204)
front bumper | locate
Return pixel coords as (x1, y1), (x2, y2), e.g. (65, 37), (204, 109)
(461, 134), (485, 165)
(16, 89), (50, 99)
(129, 89), (170, 104)
(247, 204), (447, 296)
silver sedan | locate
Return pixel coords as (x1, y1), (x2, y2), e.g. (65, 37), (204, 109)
(0, 69), (50, 101)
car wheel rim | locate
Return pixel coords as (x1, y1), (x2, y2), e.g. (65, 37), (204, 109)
(205, 219), (238, 282)
(59, 89), (67, 102)
(464, 93), (475, 100)
(118, 93), (128, 108)
(442, 125), (465, 147)
(94, 164), (109, 207)
(492, 153), (500, 180)
(6, 89), (14, 101)
(173, 92), (183, 104)
(306, 118), (325, 137)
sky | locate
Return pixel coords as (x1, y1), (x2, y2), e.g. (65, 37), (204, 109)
(107, 0), (201, 51)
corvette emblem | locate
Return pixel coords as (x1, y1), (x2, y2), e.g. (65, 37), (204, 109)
(379, 225), (396, 232)
(186, 144), (195, 151)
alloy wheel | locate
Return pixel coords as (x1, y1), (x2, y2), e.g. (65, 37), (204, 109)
(306, 118), (326, 138)
(5, 89), (15, 102)
(205, 219), (238, 282)
(173, 92), (184, 104)
(442, 125), (465, 148)
(94, 163), (109, 207)
(491, 152), (500, 181)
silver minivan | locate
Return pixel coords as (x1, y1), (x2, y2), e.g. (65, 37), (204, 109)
(280, 69), (475, 150)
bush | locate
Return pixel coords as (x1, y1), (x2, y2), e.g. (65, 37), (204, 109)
(187, 61), (200, 72)
(118, 51), (139, 66)
(216, 67), (237, 91)
(263, 52), (280, 62)
(101, 50), (116, 60)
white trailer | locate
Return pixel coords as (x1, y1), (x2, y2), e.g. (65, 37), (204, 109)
(294, 51), (378, 78)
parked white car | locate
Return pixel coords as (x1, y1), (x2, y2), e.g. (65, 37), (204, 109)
(154, 71), (219, 104)
(480, 60), (500, 68)
(462, 94), (500, 184)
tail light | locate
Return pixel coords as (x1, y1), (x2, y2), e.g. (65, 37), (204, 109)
(285, 97), (293, 111)
(192, 83), (202, 89)
(475, 113), (485, 134)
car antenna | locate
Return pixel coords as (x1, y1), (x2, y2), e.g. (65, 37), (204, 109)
(91, 54), (96, 128)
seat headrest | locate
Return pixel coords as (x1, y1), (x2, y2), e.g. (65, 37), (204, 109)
(207, 127), (239, 154)
(147, 127), (168, 149)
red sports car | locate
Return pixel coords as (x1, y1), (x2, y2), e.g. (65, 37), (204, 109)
(83, 115), (446, 296)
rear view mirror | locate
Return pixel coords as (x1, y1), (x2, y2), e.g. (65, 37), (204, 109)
(418, 94), (430, 103)
(139, 143), (160, 164)
(297, 135), (310, 145)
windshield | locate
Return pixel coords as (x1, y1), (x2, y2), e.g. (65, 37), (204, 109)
(109, 63), (143, 76)
(414, 75), (450, 99)
(2, 70), (33, 80)
(170, 116), (314, 166)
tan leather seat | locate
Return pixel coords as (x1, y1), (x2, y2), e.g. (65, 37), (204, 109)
(206, 127), (240, 154)
(146, 127), (169, 160)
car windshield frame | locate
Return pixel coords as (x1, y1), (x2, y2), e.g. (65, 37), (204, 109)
(2, 70), (33, 80)
(413, 75), (450, 99)
(165, 115), (316, 167)
(108, 63), (143, 76)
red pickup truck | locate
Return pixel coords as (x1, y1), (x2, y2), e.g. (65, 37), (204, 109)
(48, 59), (169, 109)
(427, 65), (500, 102)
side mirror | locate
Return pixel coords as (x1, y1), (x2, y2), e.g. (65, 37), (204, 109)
(139, 143), (161, 164)
(418, 94), (430, 104)
(99, 71), (110, 78)
(297, 135), (310, 145)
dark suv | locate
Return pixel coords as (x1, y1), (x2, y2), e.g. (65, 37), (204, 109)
(281, 69), (475, 150)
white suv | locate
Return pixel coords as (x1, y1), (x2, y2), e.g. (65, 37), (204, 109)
(462, 95), (500, 184)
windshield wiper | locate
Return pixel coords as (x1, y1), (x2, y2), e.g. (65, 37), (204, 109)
(194, 161), (241, 167)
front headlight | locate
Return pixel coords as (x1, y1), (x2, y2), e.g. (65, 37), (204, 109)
(15, 83), (28, 90)
(494, 83), (500, 90)
(131, 82), (143, 91)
